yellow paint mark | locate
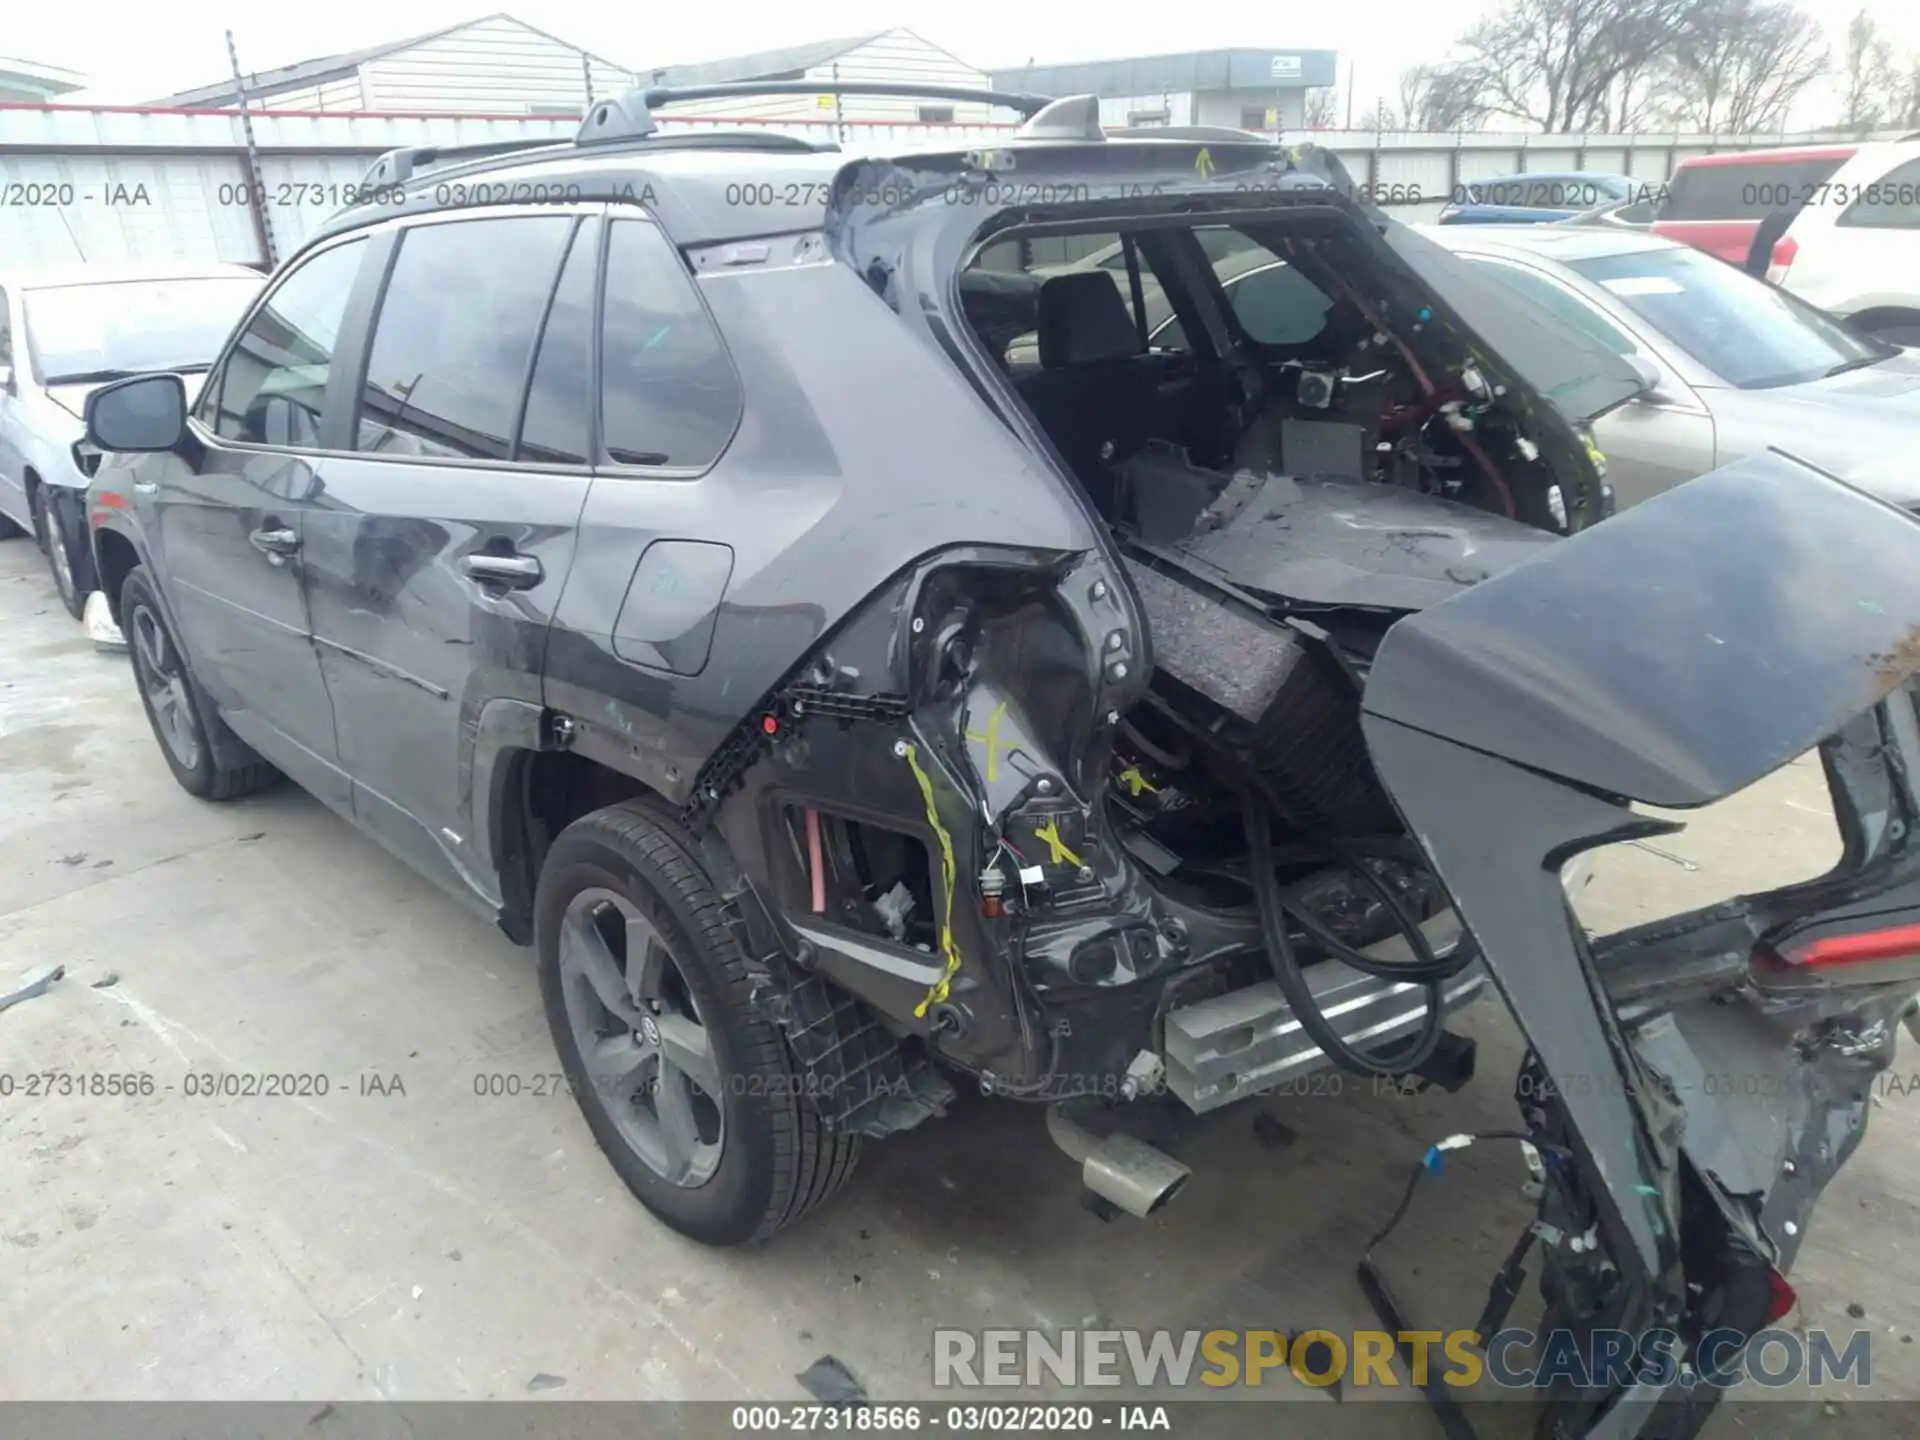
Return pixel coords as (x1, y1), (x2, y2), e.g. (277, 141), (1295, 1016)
(1195, 148), (1216, 181)
(963, 701), (1009, 784)
(901, 743), (963, 1018)
(1032, 816), (1083, 868)
(1117, 764), (1158, 798)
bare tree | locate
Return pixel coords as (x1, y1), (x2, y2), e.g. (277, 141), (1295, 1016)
(1358, 97), (1401, 132)
(1459, 0), (1694, 132)
(1302, 87), (1340, 129)
(1837, 8), (1898, 133)
(1654, 0), (1827, 133)
(1397, 63), (1489, 131)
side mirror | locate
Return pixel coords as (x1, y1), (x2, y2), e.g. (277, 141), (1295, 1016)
(1623, 354), (1663, 398)
(85, 373), (187, 454)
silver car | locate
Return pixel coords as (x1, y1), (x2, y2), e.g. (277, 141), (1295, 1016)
(0, 263), (263, 617)
(1416, 225), (1920, 509)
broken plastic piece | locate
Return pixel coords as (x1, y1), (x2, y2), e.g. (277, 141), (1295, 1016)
(0, 964), (64, 1016)
(795, 1354), (868, 1405)
(874, 881), (915, 941)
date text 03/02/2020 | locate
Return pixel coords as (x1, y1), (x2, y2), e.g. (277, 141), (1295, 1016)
(730, 1405), (1171, 1432)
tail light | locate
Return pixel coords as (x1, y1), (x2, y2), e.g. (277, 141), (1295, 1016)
(1763, 1268), (1798, 1325)
(1769, 921), (1920, 969)
(1765, 236), (1798, 285)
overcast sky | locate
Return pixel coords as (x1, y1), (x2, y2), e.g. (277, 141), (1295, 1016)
(10, 0), (1920, 125)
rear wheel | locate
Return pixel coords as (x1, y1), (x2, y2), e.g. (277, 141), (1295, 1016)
(122, 565), (277, 801)
(34, 486), (92, 620)
(535, 800), (860, 1244)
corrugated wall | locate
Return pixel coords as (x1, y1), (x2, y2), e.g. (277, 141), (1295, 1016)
(656, 29), (997, 124)
(358, 15), (637, 114)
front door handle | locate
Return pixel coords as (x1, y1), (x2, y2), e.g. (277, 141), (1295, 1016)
(460, 552), (543, 590)
(248, 524), (301, 566)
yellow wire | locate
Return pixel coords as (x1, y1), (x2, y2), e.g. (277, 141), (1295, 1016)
(902, 743), (963, 1018)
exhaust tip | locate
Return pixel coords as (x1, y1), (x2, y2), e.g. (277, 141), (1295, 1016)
(1083, 1133), (1192, 1218)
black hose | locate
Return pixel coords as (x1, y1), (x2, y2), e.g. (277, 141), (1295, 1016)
(1243, 793), (1457, 1077)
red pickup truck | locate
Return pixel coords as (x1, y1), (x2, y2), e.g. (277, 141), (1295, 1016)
(1650, 144), (1858, 266)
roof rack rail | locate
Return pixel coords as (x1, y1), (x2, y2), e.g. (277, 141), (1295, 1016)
(359, 138), (564, 190)
(577, 80), (1052, 147)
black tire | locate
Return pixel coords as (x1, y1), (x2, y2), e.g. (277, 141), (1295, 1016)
(121, 565), (278, 801)
(34, 486), (93, 620)
(535, 800), (860, 1244)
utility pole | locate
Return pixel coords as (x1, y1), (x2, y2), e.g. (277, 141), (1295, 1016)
(1345, 62), (1356, 129)
(225, 30), (278, 269)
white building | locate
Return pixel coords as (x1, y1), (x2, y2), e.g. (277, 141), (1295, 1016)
(146, 13), (638, 117)
(988, 49), (1340, 133)
(640, 29), (1001, 126)
(0, 56), (85, 104)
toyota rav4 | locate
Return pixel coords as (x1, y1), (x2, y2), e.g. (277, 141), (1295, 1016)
(83, 82), (1920, 1440)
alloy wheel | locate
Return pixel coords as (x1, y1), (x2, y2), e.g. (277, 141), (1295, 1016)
(557, 887), (725, 1186)
(130, 605), (201, 772)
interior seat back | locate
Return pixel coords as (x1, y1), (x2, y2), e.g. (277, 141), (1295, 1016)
(1015, 272), (1160, 507)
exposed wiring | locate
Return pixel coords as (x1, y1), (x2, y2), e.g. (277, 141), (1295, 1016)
(1243, 793), (1471, 1077)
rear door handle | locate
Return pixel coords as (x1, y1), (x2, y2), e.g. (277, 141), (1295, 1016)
(460, 552), (544, 589)
(248, 524), (301, 565)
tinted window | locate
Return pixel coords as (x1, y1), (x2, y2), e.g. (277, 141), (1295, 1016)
(516, 219), (597, 466)
(1460, 257), (1637, 356)
(600, 221), (741, 469)
(1570, 245), (1885, 388)
(356, 216), (573, 461)
(1158, 229), (1334, 350)
(1839, 157), (1920, 230)
(1658, 156), (1850, 221)
(211, 239), (365, 447)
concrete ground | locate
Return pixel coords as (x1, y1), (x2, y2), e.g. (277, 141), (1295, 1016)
(2, 532), (1917, 1434)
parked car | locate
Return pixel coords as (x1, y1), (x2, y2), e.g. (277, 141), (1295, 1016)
(1557, 194), (1659, 231)
(83, 84), (1920, 1438)
(1436, 171), (1637, 224)
(1420, 223), (1919, 508)
(1765, 139), (1920, 343)
(1650, 143), (1858, 265)
(0, 263), (263, 617)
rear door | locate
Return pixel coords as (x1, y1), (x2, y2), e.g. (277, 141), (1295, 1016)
(300, 207), (596, 907)
(145, 237), (371, 808)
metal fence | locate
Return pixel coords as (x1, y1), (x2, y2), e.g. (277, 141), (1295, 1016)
(2, 100), (1911, 268)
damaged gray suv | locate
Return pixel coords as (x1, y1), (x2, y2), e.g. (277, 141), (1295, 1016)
(83, 82), (1920, 1439)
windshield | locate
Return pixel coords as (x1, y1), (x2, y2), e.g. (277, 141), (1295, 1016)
(1568, 246), (1888, 389)
(25, 276), (262, 383)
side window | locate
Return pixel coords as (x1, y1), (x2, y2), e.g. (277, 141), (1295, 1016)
(1158, 229), (1335, 351)
(209, 238), (365, 447)
(600, 221), (741, 469)
(355, 216), (573, 460)
(1838, 158), (1920, 230)
(1463, 258), (1638, 356)
(515, 218), (597, 466)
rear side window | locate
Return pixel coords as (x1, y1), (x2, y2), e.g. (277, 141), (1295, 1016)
(210, 238), (365, 447)
(1839, 157), (1920, 230)
(515, 218), (598, 466)
(354, 216), (573, 461)
(1460, 257), (1637, 356)
(600, 220), (740, 469)
(1658, 156), (1850, 221)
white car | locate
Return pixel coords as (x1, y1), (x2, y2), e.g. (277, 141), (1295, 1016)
(1773, 139), (1920, 343)
(0, 263), (263, 618)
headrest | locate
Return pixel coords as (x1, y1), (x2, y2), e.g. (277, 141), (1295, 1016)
(1038, 271), (1144, 368)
